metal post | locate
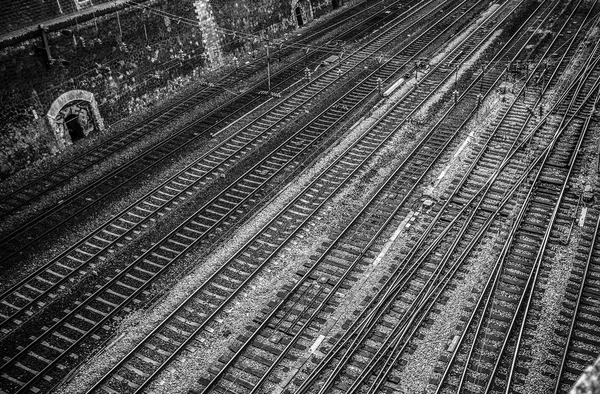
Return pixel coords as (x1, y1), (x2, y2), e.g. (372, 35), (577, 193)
(455, 64), (459, 86)
(479, 63), (485, 94)
(597, 137), (600, 173)
(39, 24), (53, 66)
(304, 47), (309, 67)
(266, 41), (271, 93)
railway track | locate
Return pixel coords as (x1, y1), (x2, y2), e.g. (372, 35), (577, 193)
(0, 0), (463, 271)
(493, 74), (600, 394)
(429, 10), (600, 394)
(551, 210), (600, 393)
(4, 1), (599, 394)
(0, 0), (398, 221)
(0, 1), (495, 392)
(433, 74), (600, 394)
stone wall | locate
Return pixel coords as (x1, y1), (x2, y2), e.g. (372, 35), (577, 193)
(0, 0), (347, 178)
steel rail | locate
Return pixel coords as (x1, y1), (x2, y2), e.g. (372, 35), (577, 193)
(323, 63), (600, 394)
(228, 6), (533, 393)
(381, 70), (600, 394)
(500, 71), (600, 394)
(482, 89), (600, 393)
(429, 30), (600, 391)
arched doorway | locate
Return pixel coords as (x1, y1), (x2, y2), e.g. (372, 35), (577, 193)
(332, 0), (343, 9)
(46, 89), (104, 150)
(295, 6), (304, 26)
(55, 101), (93, 145)
(65, 113), (85, 142)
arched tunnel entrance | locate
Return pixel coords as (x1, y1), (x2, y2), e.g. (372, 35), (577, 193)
(296, 6), (304, 26)
(65, 113), (85, 142)
(46, 90), (105, 150)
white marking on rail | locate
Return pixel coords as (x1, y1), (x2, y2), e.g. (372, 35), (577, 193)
(579, 207), (588, 227)
(373, 211), (414, 267)
(454, 131), (475, 159)
(447, 335), (460, 352)
(383, 77), (404, 97)
(436, 131), (475, 184)
(437, 167), (449, 181)
(310, 335), (325, 354)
